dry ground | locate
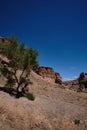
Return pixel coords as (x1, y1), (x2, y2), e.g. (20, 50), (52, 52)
(0, 71), (87, 130)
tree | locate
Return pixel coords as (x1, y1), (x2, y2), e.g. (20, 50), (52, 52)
(0, 36), (39, 95)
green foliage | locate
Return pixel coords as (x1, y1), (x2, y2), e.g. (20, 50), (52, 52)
(74, 119), (80, 125)
(24, 93), (35, 101)
(0, 35), (39, 96)
(29, 48), (39, 67)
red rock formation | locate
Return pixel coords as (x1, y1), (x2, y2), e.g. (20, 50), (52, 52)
(55, 73), (62, 84)
(78, 72), (87, 89)
(34, 66), (62, 84)
(79, 72), (87, 81)
(63, 72), (87, 90)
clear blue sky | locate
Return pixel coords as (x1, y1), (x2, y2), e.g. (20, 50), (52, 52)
(0, 0), (87, 80)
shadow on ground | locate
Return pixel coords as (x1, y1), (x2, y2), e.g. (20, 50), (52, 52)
(0, 86), (23, 98)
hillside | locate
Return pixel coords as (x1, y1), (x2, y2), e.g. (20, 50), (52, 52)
(0, 70), (87, 130)
(0, 36), (87, 130)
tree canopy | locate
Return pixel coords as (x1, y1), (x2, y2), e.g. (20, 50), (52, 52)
(0, 36), (39, 96)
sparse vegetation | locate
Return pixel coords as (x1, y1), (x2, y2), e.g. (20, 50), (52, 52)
(24, 92), (35, 101)
(74, 119), (80, 125)
(0, 36), (39, 99)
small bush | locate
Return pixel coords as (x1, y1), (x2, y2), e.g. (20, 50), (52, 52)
(25, 93), (35, 101)
(74, 119), (80, 125)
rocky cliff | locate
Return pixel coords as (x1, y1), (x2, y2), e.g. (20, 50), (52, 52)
(78, 72), (87, 89)
(63, 72), (87, 91)
(34, 66), (62, 84)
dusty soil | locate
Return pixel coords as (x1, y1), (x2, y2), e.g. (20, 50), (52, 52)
(0, 71), (87, 130)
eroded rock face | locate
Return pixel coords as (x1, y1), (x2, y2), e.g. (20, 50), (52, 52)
(78, 72), (87, 89)
(34, 66), (62, 84)
(55, 73), (62, 84)
(63, 72), (87, 90)
(79, 72), (87, 81)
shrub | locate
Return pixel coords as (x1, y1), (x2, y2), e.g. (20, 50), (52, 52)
(74, 119), (80, 125)
(24, 93), (35, 101)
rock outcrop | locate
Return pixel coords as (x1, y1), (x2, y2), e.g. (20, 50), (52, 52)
(78, 72), (87, 89)
(55, 72), (62, 84)
(63, 72), (87, 91)
(34, 66), (62, 84)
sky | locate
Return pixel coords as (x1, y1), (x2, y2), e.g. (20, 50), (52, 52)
(0, 0), (87, 80)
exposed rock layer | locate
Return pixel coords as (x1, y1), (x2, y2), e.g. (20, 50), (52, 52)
(34, 66), (62, 84)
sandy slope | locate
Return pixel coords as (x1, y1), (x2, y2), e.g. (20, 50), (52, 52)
(0, 71), (87, 130)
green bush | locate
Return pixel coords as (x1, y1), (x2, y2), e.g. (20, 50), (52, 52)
(24, 93), (35, 101)
(74, 119), (80, 125)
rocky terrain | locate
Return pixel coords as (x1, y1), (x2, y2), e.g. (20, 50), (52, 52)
(63, 72), (87, 92)
(34, 66), (62, 84)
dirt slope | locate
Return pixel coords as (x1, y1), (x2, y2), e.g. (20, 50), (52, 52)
(0, 71), (87, 130)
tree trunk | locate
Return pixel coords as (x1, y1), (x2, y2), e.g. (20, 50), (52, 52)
(17, 83), (20, 92)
